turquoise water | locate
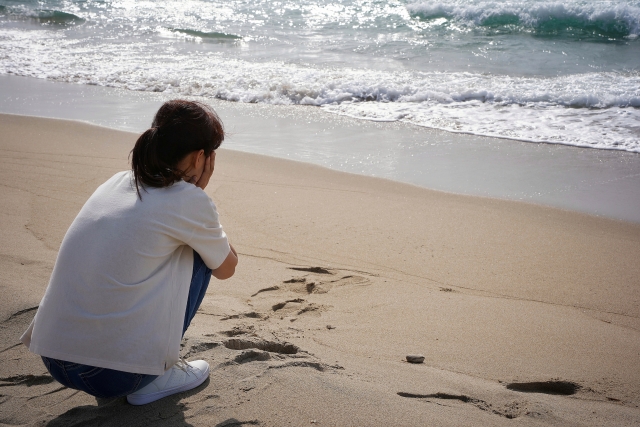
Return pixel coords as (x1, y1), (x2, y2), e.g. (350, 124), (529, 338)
(1, 0), (639, 151)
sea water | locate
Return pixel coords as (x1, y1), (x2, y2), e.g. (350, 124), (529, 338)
(0, 0), (639, 152)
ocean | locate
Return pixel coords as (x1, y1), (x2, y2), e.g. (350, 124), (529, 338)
(1, 0), (639, 152)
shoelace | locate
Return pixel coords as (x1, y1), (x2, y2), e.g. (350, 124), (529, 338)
(175, 357), (192, 374)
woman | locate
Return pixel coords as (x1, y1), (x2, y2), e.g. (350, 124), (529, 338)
(20, 100), (238, 405)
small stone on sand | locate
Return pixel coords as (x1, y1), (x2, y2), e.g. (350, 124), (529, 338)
(406, 354), (425, 364)
(326, 325), (335, 329)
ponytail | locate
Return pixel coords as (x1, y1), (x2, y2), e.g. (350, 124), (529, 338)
(129, 100), (224, 199)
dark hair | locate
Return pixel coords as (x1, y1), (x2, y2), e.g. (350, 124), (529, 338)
(130, 99), (224, 198)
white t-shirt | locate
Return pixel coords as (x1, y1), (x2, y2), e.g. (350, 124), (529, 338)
(21, 171), (230, 375)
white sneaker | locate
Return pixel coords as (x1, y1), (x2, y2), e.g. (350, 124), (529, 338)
(127, 359), (209, 405)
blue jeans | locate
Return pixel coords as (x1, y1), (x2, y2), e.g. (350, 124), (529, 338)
(41, 251), (212, 399)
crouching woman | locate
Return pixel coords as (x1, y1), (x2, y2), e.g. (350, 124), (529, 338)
(21, 100), (238, 405)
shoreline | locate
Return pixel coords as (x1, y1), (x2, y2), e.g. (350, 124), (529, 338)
(3, 110), (640, 230)
(1, 74), (640, 224)
(327, 107), (640, 155)
(1, 113), (639, 425)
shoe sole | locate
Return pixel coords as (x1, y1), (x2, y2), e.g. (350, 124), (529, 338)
(126, 365), (210, 406)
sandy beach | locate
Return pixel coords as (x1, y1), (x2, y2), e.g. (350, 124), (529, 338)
(1, 113), (640, 426)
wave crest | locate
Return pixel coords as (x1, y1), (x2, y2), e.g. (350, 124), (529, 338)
(33, 10), (84, 26)
(407, 1), (640, 38)
(0, 7), (85, 26)
(169, 28), (241, 40)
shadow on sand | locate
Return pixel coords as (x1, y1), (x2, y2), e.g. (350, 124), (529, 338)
(46, 379), (212, 427)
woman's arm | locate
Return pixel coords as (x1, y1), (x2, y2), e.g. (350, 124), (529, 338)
(211, 244), (238, 280)
(188, 152), (237, 279)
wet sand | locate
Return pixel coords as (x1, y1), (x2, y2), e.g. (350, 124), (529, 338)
(1, 113), (639, 426)
(2, 74), (640, 224)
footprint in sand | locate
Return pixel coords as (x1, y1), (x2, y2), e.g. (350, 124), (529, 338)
(289, 275), (369, 294)
(220, 325), (257, 337)
(244, 267), (372, 324)
(506, 380), (581, 396)
(271, 299), (328, 317)
(251, 268), (371, 298)
(288, 267), (334, 275)
(180, 337), (222, 358)
(221, 311), (267, 321)
(272, 298), (306, 312)
(0, 374), (55, 387)
(223, 338), (299, 355)
(222, 337), (340, 372)
(397, 392), (528, 419)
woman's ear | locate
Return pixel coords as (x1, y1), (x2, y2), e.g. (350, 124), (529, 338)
(194, 149), (205, 169)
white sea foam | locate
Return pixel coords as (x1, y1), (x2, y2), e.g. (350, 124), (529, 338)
(0, 27), (638, 152)
(324, 101), (640, 152)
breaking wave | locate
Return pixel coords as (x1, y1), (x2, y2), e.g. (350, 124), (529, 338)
(168, 28), (242, 41)
(407, 1), (640, 39)
(1, 7), (85, 26)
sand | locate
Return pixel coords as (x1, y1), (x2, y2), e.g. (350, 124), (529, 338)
(1, 113), (639, 426)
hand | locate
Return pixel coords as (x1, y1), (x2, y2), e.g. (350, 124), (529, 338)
(195, 152), (215, 190)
